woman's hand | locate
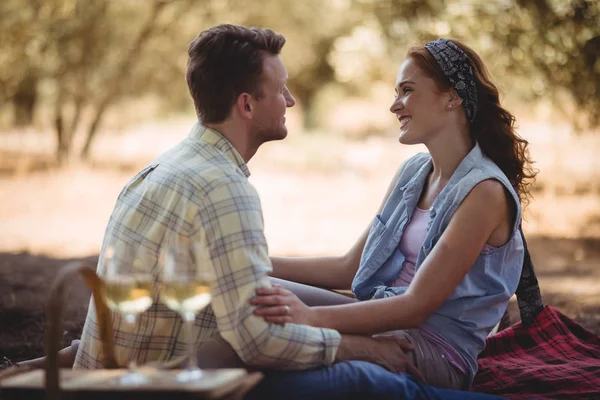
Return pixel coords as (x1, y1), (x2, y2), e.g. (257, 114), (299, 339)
(251, 285), (317, 326)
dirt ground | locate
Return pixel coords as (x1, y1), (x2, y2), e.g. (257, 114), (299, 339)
(1, 236), (599, 363)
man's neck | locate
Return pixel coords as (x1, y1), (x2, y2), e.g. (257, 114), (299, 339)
(203, 120), (258, 163)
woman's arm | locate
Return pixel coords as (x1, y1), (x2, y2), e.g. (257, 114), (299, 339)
(269, 165), (405, 290)
(270, 229), (368, 290)
(255, 180), (513, 334)
(312, 180), (512, 333)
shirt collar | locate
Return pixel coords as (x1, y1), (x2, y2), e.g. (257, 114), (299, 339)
(188, 122), (251, 178)
(401, 142), (483, 204)
(452, 141), (484, 177)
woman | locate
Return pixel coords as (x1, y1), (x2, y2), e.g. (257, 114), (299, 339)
(250, 37), (536, 390)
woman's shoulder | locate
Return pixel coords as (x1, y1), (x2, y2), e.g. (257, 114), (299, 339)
(471, 155), (514, 187)
(453, 164), (520, 204)
(453, 165), (522, 233)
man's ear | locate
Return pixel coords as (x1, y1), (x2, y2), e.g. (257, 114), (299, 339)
(445, 89), (463, 111)
(236, 93), (253, 119)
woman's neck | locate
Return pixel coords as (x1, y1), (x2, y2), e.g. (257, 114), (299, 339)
(425, 132), (474, 182)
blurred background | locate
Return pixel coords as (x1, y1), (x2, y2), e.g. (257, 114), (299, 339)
(1, 0), (599, 361)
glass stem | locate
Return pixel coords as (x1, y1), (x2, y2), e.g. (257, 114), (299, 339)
(125, 313), (139, 371)
(125, 313), (137, 324)
(128, 360), (138, 372)
(184, 314), (198, 370)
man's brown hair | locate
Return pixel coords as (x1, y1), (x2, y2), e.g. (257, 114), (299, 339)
(186, 24), (286, 123)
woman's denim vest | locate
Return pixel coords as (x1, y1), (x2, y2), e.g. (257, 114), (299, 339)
(351, 143), (524, 383)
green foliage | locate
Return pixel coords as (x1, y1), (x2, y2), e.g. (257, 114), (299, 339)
(504, 0), (599, 129)
(0, 0), (599, 162)
(378, 0), (600, 130)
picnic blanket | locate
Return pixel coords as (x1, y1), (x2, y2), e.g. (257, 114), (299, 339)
(472, 305), (600, 399)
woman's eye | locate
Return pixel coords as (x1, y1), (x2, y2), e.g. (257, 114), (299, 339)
(403, 87), (412, 93)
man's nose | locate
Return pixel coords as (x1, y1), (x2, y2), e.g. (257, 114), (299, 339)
(285, 91), (296, 107)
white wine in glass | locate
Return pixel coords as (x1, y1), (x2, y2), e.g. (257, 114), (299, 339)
(160, 277), (212, 321)
(104, 277), (153, 323)
(103, 244), (153, 385)
(160, 242), (213, 382)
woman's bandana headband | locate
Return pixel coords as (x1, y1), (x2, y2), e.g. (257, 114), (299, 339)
(424, 38), (478, 123)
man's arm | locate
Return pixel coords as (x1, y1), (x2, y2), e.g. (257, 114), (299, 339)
(195, 179), (341, 370)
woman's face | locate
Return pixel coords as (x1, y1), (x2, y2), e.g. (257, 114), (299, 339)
(389, 58), (451, 145)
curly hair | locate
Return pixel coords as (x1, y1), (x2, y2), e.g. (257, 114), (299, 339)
(407, 40), (537, 206)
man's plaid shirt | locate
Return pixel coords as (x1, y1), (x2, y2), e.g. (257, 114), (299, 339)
(74, 124), (341, 370)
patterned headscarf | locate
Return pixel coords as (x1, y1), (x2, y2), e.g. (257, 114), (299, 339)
(424, 38), (478, 123)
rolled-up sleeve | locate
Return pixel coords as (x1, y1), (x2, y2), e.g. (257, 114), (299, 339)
(193, 178), (341, 370)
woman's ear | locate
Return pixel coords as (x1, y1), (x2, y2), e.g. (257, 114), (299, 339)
(445, 90), (463, 111)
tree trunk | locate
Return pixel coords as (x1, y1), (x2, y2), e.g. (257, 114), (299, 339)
(55, 106), (67, 166)
(291, 37), (337, 131)
(80, 101), (109, 161)
(78, 0), (168, 160)
(54, 87), (83, 166)
(292, 86), (320, 130)
(12, 74), (38, 127)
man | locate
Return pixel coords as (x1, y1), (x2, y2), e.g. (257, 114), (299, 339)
(74, 24), (415, 374)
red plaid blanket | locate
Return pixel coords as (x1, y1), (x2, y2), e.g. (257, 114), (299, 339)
(472, 305), (600, 399)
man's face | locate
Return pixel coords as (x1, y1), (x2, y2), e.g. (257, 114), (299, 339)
(250, 54), (295, 144)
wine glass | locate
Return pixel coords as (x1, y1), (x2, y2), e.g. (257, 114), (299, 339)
(103, 244), (153, 385)
(160, 241), (213, 382)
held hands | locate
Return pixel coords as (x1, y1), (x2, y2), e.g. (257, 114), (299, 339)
(250, 284), (317, 326)
(251, 285), (426, 383)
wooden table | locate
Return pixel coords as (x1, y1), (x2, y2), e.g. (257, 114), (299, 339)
(0, 367), (262, 400)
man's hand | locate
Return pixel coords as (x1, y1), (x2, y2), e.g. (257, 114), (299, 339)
(335, 334), (426, 383)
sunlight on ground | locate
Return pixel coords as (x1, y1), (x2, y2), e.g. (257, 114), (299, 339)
(0, 114), (599, 258)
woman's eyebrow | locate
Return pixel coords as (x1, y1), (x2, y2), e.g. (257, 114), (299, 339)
(398, 80), (416, 87)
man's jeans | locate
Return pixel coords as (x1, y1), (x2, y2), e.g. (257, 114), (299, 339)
(247, 360), (505, 400)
